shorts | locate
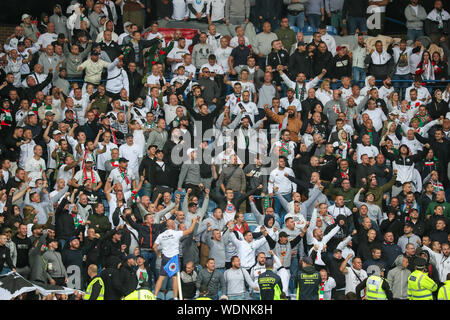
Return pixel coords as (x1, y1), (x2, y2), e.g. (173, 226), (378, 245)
(159, 255), (180, 277)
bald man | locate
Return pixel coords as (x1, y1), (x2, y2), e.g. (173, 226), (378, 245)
(153, 217), (199, 299)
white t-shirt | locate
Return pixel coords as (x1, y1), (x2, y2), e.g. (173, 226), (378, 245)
(119, 143), (143, 173)
(108, 167), (135, 192)
(96, 142), (118, 171)
(172, 0), (188, 20)
(73, 168), (101, 186)
(214, 46), (233, 72)
(167, 47), (191, 71)
(155, 229), (184, 258)
(47, 139), (58, 169)
(24, 157), (46, 187)
(344, 267), (368, 297)
(146, 32), (164, 41)
(56, 164), (73, 187)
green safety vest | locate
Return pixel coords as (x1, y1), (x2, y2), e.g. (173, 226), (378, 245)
(407, 270), (438, 300)
(438, 281), (450, 300)
(84, 276), (105, 300)
(365, 275), (387, 300)
(122, 289), (156, 300)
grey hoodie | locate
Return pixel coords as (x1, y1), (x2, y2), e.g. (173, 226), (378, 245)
(353, 192), (386, 226)
(387, 255), (410, 300)
(63, 42), (92, 77)
(43, 249), (68, 281)
(404, 4), (427, 30)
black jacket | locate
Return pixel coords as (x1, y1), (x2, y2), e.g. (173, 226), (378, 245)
(139, 155), (155, 183)
(100, 40), (121, 62)
(118, 263), (138, 297)
(425, 15), (450, 36)
(258, 270), (283, 300)
(100, 256), (123, 300)
(255, 0), (282, 19)
(0, 245), (15, 272)
(20, 72), (53, 102)
(329, 54), (352, 79)
(343, 0), (369, 18)
(427, 99), (448, 119)
(55, 198), (82, 241)
(126, 70), (143, 101)
(149, 159), (173, 188)
(288, 50), (314, 80)
(312, 50), (333, 77)
(125, 214), (166, 250)
(295, 265), (321, 300)
(124, 38), (161, 68)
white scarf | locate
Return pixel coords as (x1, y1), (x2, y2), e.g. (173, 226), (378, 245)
(427, 9), (450, 28)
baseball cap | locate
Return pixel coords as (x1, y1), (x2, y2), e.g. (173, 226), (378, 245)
(68, 236), (79, 242)
(45, 111), (55, 117)
(22, 14), (31, 21)
(414, 257), (426, 268)
(318, 23), (327, 29)
(52, 130), (62, 135)
(118, 157), (129, 162)
(125, 254), (136, 260)
(91, 51), (100, 56)
(298, 41), (306, 46)
(336, 46), (344, 51)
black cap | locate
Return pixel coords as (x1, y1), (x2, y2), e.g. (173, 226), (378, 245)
(414, 257), (426, 268)
(91, 51), (100, 56)
(318, 23), (327, 29)
(125, 133), (134, 139)
(118, 157), (129, 163)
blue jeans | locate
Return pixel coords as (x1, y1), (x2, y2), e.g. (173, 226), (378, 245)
(407, 29), (424, 42)
(142, 182), (153, 198)
(141, 250), (157, 285)
(288, 12), (305, 30)
(352, 67), (366, 87)
(289, 256), (299, 294)
(228, 294), (246, 300)
(393, 74), (411, 100)
(0, 268), (12, 275)
(306, 14), (321, 29)
(252, 292), (260, 300)
(216, 267), (226, 274)
(347, 16), (368, 34)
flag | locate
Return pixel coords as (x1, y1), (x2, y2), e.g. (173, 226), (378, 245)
(163, 255), (180, 278)
(0, 272), (76, 300)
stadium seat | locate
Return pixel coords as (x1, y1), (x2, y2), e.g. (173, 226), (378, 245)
(290, 26), (299, 34)
(302, 25), (317, 35)
(326, 25), (338, 35)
